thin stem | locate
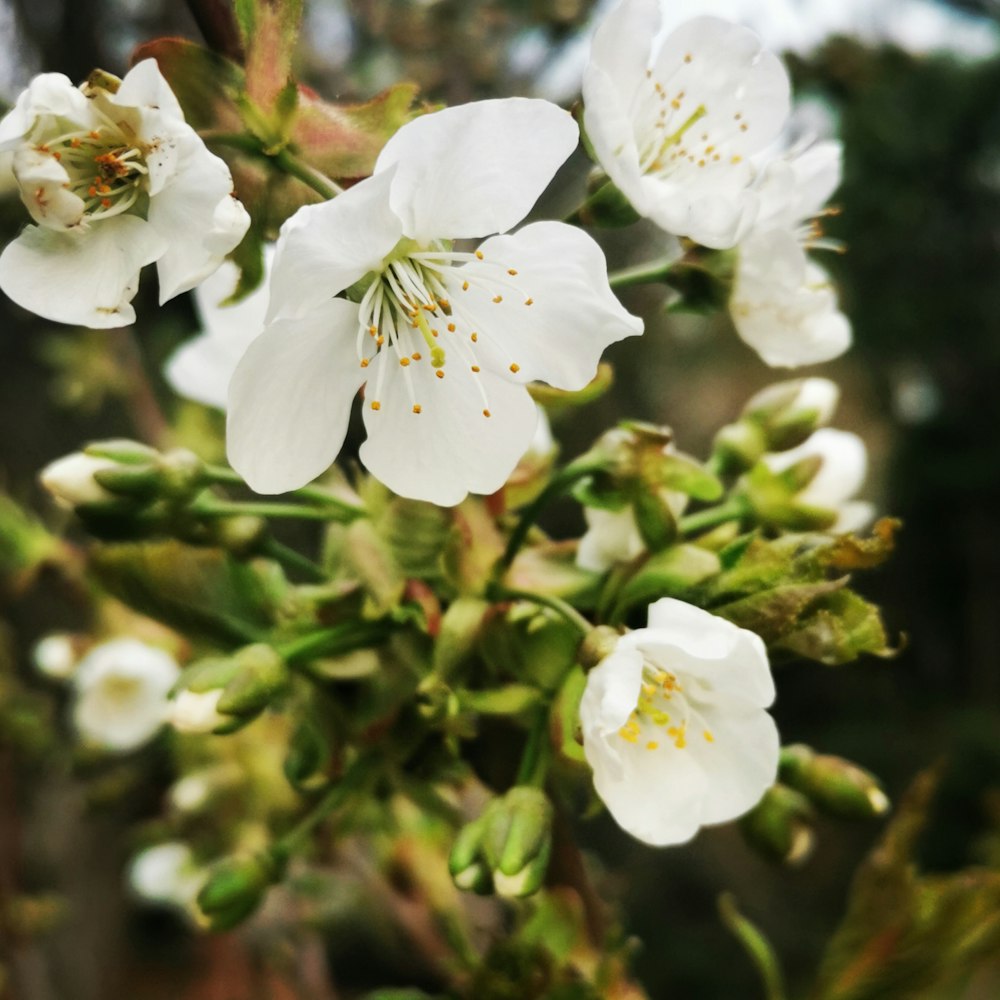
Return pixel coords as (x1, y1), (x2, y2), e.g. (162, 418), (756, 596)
(497, 457), (607, 575)
(718, 893), (787, 1000)
(277, 621), (391, 664)
(192, 499), (340, 521)
(491, 585), (592, 638)
(608, 256), (677, 290)
(203, 133), (343, 200)
(203, 464), (366, 519)
(678, 497), (748, 538)
(515, 709), (552, 788)
(258, 536), (325, 582)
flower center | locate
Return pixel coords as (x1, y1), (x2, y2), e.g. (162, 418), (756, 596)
(355, 240), (533, 418)
(28, 119), (148, 225)
(618, 662), (715, 752)
(632, 58), (752, 178)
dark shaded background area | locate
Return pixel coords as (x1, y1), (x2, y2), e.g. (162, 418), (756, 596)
(1, 1), (1000, 997)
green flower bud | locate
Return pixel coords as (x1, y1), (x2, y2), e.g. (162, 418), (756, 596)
(215, 644), (289, 717)
(712, 420), (768, 473)
(779, 744), (890, 820)
(284, 720), (329, 790)
(449, 814), (494, 895)
(196, 853), (275, 931)
(578, 626), (620, 671)
(740, 784), (816, 866)
(483, 788), (553, 899)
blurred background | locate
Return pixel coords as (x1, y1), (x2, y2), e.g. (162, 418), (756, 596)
(2, 0), (1000, 997)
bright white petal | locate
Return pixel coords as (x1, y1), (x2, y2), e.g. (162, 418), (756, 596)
(165, 253), (272, 409)
(754, 139), (842, 233)
(0, 215), (166, 328)
(227, 299), (364, 494)
(12, 146), (84, 228)
(359, 351), (538, 505)
(449, 221), (642, 390)
(0, 73), (93, 149)
(112, 58), (185, 122)
(766, 428), (869, 511)
(580, 646), (646, 737)
(587, 0), (662, 115)
(576, 506), (644, 572)
(690, 692), (779, 825)
(267, 169), (404, 322)
(375, 99), (579, 241)
(150, 132), (249, 302)
(732, 230), (851, 367)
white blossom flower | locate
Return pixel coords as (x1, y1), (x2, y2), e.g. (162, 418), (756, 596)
(33, 633), (78, 679)
(128, 841), (206, 912)
(576, 494), (689, 574)
(764, 427), (874, 532)
(0, 60), (249, 328)
(72, 638), (180, 751)
(168, 688), (227, 734)
(742, 376), (840, 429)
(582, 4), (791, 248)
(228, 99), (642, 506)
(165, 247), (274, 409)
(39, 451), (118, 508)
(730, 133), (851, 366)
(580, 598), (778, 846)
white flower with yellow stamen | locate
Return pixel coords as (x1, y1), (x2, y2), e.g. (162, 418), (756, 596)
(0, 60), (249, 328)
(582, 4), (791, 248)
(730, 132), (851, 366)
(580, 598), (778, 846)
(227, 98), (643, 506)
(72, 638), (180, 752)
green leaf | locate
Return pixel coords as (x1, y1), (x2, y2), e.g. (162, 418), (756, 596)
(812, 768), (1000, 1000)
(612, 543), (722, 623)
(460, 685), (543, 717)
(89, 540), (285, 645)
(776, 589), (897, 666)
(713, 578), (848, 644)
(656, 452), (724, 502)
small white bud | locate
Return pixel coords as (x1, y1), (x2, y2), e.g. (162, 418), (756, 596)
(33, 634), (78, 680)
(39, 452), (118, 509)
(169, 689), (227, 734)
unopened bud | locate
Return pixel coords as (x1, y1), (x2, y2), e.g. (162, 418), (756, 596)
(712, 420), (767, 473)
(743, 378), (840, 452)
(740, 784), (816, 866)
(780, 744), (890, 820)
(196, 853), (275, 930)
(215, 644), (289, 718)
(449, 814), (493, 895)
(284, 721), (328, 790)
(40, 453), (119, 509)
(169, 689), (227, 734)
(483, 788), (553, 898)
(578, 626), (621, 671)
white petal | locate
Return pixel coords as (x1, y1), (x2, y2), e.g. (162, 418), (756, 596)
(587, 0), (662, 116)
(359, 351), (538, 506)
(165, 253), (272, 409)
(580, 646), (646, 737)
(449, 221), (643, 390)
(112, 58), (185, 122)
(0, 73), (92, 150)
(754, 139), (842, 233)
(731, 230), (851, 367)
(766, 428), (868, 511)
(227, 299), (364, 494)
(587, 729), (710, 846)
(149, 131), (250, 302)
(267, 169), (403, 322)
(375, 99), (579, 241)
(576, 507), (644, 572)
(689, 693), (779, 825)
(0, 215), (167, 328)
(12, 146), (85, 228)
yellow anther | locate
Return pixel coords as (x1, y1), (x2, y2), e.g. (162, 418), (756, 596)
(411, 352), (422, 360)
(671, 99), (681, 110)
(698, 159), (706, 167)
(376, 336), (385, 346)
(731, 155), (743, 164)
(642, 683), (656, 697)
(369, 325), (377, 336)
(435, 370), (445, 379)
(619, 727), (638, 744)
(399, 357), (410, 367)
(470, 332), (478, 342)
(684, 53), (692, 63)
(360, 359), (369, 368)
(524, 298), (534, 306)
(507, 268), (518, 276)
(740, 123), (748, 132)
(475, 250), (484, 260)
(492, 295), (503, 304)
(703, 730), (715, 743)
(668, 727), (679, 738)
(483, 408), (491, 418)
(652, 711), (670, 726)
(462, 281), (469, 291)
(447, 323), (456, 332)
(471, 365), (480, 373)
(646, 741), (659, 751)
(370, 400), (381, 411)
(412, 404), (422, 414)
(509, 363), (520, 373)
(734, 112), (743, 120)
(89, 130), (100, 139)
